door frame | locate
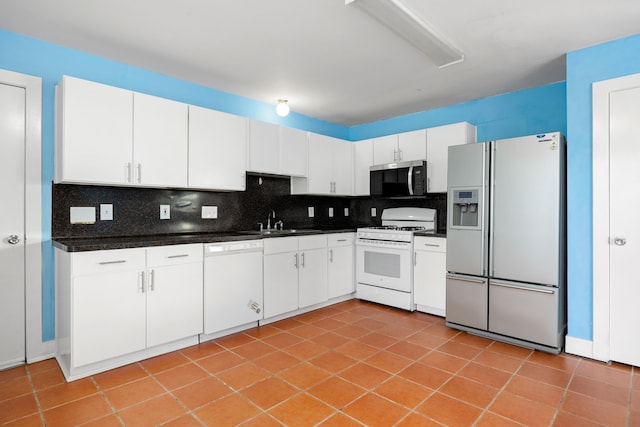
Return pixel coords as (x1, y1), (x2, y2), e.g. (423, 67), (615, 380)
(0, 69), (47, 363)
(592, 72), (640, 362)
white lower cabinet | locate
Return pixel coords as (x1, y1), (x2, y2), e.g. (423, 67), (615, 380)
(327, 233), (355, 299)
(263, 235), (328, 319)
(56, 244), (203, 380)
(413, 236), (447, 316)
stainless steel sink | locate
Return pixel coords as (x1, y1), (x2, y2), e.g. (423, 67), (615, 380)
(237, 229), (322, 236)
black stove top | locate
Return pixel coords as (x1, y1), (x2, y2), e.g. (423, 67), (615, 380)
(361, 225), (429, 232)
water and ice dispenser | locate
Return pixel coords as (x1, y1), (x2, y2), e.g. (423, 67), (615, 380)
(451, 189), (480, 227)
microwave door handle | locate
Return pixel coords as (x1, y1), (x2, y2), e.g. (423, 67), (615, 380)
(407, 166), (414, 195)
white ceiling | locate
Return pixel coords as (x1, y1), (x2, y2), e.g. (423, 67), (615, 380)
(2, 0), (640, 126)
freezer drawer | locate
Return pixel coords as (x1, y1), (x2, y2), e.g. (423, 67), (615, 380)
(446, 274), (487, 330)
(489, 280), (559, 347)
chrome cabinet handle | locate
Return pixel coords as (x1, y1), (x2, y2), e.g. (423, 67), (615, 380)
(329, 249), (334, 263)
(301, 252), (305, 268)
(614, 237), (627, 246)
(294, 253), (298, 268)
(137, 163), (142, 183)
(248, 300), (261, 314)
(167, 254), (189, 259)
(7, 235), (20, 245)
(126, 162), (132, 183)
(99, 260), (126, 265)
(138, 271), (145, 293)
(149, 269), (155, 291)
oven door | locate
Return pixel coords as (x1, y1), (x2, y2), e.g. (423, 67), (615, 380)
(356, 239), (413, 292)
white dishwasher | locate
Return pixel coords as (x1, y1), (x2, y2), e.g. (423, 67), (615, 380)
(203, 240), (263, 335)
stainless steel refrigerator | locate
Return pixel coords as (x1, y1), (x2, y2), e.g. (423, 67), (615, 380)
(445, 132), (566, 353)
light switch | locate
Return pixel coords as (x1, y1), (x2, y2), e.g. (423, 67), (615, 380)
(202, 206), (218, 219)
(328, 207), (334, 218)
(371, 207), (377, 217)
(100, 204), (113, 221)
(308, 206), (315, 218)
(160, 205), (170, 220)
(344, 207), (349, 217)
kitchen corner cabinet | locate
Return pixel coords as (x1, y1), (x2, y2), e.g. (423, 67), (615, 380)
(327, 233), (355, 299)
(246, 120), (308, 176)
(414, 237), (447, 316)
(55, 76), (189, 188)
(55, 244), (202, 380)
(373, 130), (427, 165)
(353, 139), (374, 196)
(291, 133), (353, 196)
(188, 105), (246, 191)
(263, 235), (328, 319)
(425, 122), (476, 193)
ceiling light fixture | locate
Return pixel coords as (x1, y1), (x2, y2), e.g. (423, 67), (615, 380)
(276, 99), (290, 117)
(346, 0), (464, 68)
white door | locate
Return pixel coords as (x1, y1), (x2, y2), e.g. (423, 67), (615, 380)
(609, 85), (640, 366)
(0, 82), (26, 369)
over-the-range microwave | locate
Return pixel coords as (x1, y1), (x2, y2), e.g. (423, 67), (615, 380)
(370, 160), (428, 197)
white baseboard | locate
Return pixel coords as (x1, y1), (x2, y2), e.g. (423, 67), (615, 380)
(564, 335), (594, 359)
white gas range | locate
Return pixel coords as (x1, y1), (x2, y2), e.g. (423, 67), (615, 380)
(355, 207), (437, 311)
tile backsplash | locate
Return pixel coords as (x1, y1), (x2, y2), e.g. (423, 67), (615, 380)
(52, 175), (447, 239)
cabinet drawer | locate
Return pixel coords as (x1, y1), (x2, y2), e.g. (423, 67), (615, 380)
(299, 234), (327, 251)
(445, 273), (487, 330)
(414, 236), (446, 252)
(71, 248), (145, 276)
(327, 233), (354, 247)
(264, 236), (298, 255)
(146, 243), (203, 267)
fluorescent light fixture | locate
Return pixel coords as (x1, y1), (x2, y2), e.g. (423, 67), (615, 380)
(276, 99), (290, 117)
(346, 0), (464, 68)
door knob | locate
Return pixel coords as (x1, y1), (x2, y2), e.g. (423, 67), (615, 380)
(614, 237), (627, 246)
(7, 235), (20, 245)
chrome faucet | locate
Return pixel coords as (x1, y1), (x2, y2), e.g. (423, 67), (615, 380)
(274, 220), (283, 231)
(267, 210), (276, 230)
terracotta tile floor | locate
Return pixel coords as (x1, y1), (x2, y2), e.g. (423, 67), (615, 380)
(1, 299), (639, 426)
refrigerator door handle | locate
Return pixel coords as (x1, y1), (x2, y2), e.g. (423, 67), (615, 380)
(490, 280), (556, 294)
(488, 141), (496, 276)
(447, 273), (486, 284)
(407, 166), (414, 196)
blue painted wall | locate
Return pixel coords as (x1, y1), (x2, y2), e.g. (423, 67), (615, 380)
(0, 29), (568, 342)
(565, 33), (640, 341)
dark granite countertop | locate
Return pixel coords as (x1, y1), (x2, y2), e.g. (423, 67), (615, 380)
(53, 228), (358, 252)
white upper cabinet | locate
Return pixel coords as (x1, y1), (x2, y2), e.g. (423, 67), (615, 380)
(425, 122), (476, 193)
(292, 133), (353, 196)
(133, 93), (188, 188)
(55, 75), (134, 185)
(373, 130), (427, 164)
(247, 119), (308, 176)
(280, 126), (308, 177)
(188, 105), (247, 191)
(247, 120), (280, 174)
(353, 139), (374, 196)
(56, 76), (190, 188)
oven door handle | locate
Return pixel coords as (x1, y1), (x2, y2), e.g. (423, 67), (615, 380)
(407, 166), (414, 196)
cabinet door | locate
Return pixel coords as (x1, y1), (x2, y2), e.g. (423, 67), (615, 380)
(299, 248), (328, 308)
(373, 135), (398, 164)
(328, 244), (354, 299)
(263, 252), (299, 318)
(414, 238), (447, 316)
(204, 251), (263, 334)
(280, 127), (308, 177)
(426, 122), (476, 193)
(133, 93), (188, 188)
(146, 261), (203, 347)
(398, 129), (427, 162)
(247, 120), (280, 174)
(332, 138), (354, 195)
(188, 106), (246, 190)
(57, 76), (133, 185)
(353, 139), (374, 196)
(306, 133), (334, 194)
(73, 271), (146, 366)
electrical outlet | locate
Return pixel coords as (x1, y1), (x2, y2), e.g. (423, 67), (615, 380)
(308, 206), (315, 218)
(160, 204), (170, 220)
(371, 207), (377, 217)
(100, 204), (113, 221)
(202, 206), (218, 219)
(328, 207), (334, 218)
(344, 207), (349, 217)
